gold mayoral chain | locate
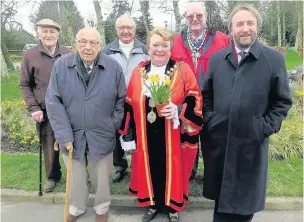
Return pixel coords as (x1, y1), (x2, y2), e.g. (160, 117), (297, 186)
(147, 99), (156, 123)
(187, 28), (206, 68)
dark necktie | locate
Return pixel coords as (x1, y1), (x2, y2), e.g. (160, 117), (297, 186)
(239, 51), (247, 63)
(86, 66), (91, 74)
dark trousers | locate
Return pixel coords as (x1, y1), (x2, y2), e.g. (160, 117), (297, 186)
(213, 201), (254, 222)
(191, 151), (199, 176)
(36, 112), (61, 181)
(113, 133), (128, 172)
(191, 130), (204, 177)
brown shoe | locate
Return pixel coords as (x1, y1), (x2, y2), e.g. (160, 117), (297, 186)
(67, 213), (78, 222)
(44, 180), (56, 193)
(96, 213), (108, 222)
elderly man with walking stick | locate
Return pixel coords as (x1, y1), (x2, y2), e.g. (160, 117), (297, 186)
(46, 27), (126, 222)
(19, 19), (72, 193)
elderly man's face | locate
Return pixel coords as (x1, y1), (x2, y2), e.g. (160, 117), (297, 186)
(186, 5), (207, 34)
(230, 9), (258, 49)
(37, 26), (59, 48)
(76, 29), (101, 64)
(116, 17), (136, 44)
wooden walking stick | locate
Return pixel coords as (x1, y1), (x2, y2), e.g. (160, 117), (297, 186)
(54, 141), (73, 222)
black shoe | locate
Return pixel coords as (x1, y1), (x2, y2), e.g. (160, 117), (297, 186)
(168, 215), (179, 222)
(142, 209), (157, 222)
(112, 171), (125, 183)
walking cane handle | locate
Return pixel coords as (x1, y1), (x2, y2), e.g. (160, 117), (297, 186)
(54, 141), (59, 151)
(67, 143), (73, 151)
(54, 141), (73, 151)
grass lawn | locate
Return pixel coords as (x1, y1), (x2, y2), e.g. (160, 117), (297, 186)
(1, 70), (22, 102)
(285, 49), (303, 70)
(1, 153), (302, 197)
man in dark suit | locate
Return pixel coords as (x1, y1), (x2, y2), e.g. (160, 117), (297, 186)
(202, 4), (292, 222)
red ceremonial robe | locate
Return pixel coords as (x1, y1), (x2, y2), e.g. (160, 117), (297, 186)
(119, 59), (203, 212)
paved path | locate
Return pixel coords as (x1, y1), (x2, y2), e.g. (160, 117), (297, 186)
(1, 201), (303, 222)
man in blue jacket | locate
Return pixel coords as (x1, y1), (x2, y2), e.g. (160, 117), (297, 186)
(46, 27), (126, 222)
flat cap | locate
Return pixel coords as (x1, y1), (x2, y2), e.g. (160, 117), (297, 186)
(36, 19), (60, 31)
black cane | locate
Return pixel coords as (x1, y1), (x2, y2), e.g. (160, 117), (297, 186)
(38, 122), (43, 196)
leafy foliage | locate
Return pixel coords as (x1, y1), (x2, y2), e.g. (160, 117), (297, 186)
(136, 1), (153, 43)
(104, 0), (131, 44)
(205, 0), (227, 33)
(29, 0), (84, 46)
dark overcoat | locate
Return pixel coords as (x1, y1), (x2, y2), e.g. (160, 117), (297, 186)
(202, 40), (292, 215)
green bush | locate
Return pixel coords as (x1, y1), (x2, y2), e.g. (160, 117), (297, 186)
(10, 55), (23, 62)
(1, 100), (39, 152)
(269, 79), (303, 160)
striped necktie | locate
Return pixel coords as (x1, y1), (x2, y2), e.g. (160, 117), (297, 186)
(86, 66), (91, 74)
(239, 51), (247, 63)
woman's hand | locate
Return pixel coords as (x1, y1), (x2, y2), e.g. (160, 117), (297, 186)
(161, 102), (177, 120)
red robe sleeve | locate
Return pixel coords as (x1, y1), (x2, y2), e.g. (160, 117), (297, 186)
(119, 71), (136, 142)
(178, 62), (203, 136)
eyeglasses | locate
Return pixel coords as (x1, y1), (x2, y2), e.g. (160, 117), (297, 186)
(186, 13), (203, 21)
(77, 39), (100, 47)
(116, 26), (134, 31)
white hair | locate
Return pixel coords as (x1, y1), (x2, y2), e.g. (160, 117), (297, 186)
(115, 14), (136, 28)
(75, 27), (101, 42)
(186, 2), (206, 15)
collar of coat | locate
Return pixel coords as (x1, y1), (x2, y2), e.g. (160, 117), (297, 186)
(224, 39), (263, 61)
(138, 59), (176, 74)
(109, 38), (145, 54)
(67, 51), (107, 69)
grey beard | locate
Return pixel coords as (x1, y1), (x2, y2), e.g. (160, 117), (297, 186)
(234, 37), (256, 50)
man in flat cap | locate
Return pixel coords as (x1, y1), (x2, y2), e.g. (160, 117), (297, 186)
(20, 18), (73, 192)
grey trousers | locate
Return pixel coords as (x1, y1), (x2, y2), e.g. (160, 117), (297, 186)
(62, 152), (113, 216)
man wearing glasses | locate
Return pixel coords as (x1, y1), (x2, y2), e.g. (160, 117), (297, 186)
(20, 19), (72, 193)
(46, 27), (126, 222)
(102, 14), (148, 183)
(171, 2), (230, 181)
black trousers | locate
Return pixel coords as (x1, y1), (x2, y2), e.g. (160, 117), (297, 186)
(36, 111), (61, 181)
(113, 132), (128, 172)
(191, 130), (205, 177)
(213, 201), (254, 222)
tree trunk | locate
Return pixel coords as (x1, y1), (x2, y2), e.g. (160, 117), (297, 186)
(276, 1), (282, 47)
(172, 0), (181, 32)
(93, 0), (106, 46)
(1, 41), (15, 70)
(1, 47), (8, 76)
(140, 0), (149, 33)
(270, 16), (274, 45)
(64, 2), (75, 48)
(282, 4), (286, 47)
(295, 1), (303, 52)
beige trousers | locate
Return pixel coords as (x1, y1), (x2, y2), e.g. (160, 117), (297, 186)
(62, 152), (113, 216)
